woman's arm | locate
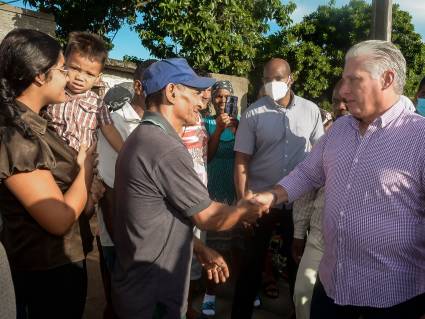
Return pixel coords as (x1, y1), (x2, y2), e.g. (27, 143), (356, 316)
(4, 145), (95, 236)
(207, 114), (229, 162)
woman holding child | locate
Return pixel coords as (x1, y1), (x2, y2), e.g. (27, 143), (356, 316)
(0, 29), (95, 318)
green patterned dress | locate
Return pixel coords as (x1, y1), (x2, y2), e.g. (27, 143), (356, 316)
(204, 116), (243, 249)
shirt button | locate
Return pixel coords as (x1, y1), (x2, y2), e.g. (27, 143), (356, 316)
(340, 211), (344, 217)
(286, 140), (289, 144)
(354, 158), (358, 163)
(346, 184), (351, 190)
(284, 155), (288, 158)
(338, 262), (343, 269)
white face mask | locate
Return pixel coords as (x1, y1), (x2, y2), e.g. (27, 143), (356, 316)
(264, 80), (289, 101)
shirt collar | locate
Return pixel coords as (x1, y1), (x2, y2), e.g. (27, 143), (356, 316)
(65, 89), (93, 101)
(269, 91), (296, 109)
(141, 111), (181, 141)
(16, 100), (48, 135)
(120, 101), (142, 123)
(348, 97), (405, 130)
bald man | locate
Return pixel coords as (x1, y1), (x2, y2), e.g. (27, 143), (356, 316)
(232, 58), (324, 318)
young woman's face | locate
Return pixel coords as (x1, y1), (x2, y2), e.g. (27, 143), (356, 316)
(43, 53), (69, 104)
(213, 88), (231, 114)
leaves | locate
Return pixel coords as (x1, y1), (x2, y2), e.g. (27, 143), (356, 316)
(135, 0), (295, 76)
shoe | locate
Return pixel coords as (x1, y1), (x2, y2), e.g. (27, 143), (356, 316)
(253, 295), (262, 308)
(201, 301), (216, 316)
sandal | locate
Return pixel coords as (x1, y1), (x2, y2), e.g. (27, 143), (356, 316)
(263, 280), (279, 299)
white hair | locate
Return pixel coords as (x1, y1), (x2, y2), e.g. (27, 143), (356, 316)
(345, 40), (406, 94)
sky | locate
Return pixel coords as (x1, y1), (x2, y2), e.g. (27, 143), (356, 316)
(9, 0), (425, 61)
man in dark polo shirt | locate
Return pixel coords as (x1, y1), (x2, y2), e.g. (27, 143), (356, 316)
(111, 58), (267, 319)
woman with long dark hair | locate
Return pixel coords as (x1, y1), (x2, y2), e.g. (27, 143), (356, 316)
(0, 29), (95, 318)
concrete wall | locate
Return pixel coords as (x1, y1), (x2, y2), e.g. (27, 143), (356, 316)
(0, 3), (55, 41)
(208, 73), (249, 114)
(101, 59), (137, 90)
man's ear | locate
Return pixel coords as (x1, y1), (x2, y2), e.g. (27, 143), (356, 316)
(134, 80), (143, 96)
(34, 73), (47, 87)
(382, 70), (395, 90)
(288, 74), (294, 86)
(164, 83), (178, 103)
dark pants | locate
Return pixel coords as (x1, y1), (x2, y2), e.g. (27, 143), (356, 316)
(231, 207), (297, 318)
(96, 236), (119, 319)
(311, 277), (425, 319)
(13, 260), (87, 319)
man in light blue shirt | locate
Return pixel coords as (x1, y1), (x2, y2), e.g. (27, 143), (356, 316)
(232, 58), (324, 318)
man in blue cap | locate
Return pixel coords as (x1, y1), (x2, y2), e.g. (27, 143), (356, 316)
(111, 58), (268, 319)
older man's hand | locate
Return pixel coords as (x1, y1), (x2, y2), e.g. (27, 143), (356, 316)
(236, 190), (270, 224)
(195, 244), (230, 284)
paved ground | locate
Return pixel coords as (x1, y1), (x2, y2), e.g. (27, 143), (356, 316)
(83, 219), (294, 319)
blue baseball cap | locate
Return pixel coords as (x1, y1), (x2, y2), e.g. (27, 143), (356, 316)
(142, 58), (215, 96)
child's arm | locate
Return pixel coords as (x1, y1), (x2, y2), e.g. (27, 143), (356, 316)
(100, 123), (124, 152)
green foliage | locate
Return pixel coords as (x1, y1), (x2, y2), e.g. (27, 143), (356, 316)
(259, 0), (425, 107)
(23, 0), (143, 47)
(135, 0), (296, 76)
(123, 55), (144, 64)
(26, 0), (424, 104)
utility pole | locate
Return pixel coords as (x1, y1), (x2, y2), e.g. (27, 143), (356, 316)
(371, 0), (393, 41)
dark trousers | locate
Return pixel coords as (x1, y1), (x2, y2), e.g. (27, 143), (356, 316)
(13, 260), (87, 319)
(311, 277), (425, 319)
(231, 207), (297, 318)
(96, 236), (119, 319)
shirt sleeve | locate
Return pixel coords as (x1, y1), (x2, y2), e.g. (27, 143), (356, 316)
(0, 128), (54, 181)
(292, 190), (317, 239)
(234, 110), (255, 155)
(96, 100), (113, 126)
(279, 133), (327, 202)
(154, 147), (212, 218)
(310, 106), (325, 145)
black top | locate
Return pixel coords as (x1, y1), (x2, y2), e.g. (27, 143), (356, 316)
(112, 111), (211, 318)
(0, 101), (89, 271)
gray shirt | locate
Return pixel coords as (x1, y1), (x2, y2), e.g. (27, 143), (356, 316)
(234, 94), (324, 192)
(111, 111), (212, 319)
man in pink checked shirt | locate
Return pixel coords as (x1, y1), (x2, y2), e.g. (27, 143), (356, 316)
(254, 40), (425, 318)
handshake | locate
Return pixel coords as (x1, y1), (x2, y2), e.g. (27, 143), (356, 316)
(235, 190), (279, 225)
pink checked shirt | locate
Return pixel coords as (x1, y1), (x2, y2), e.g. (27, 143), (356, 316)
(280, 99), (425, 307)
(47, 90), (113, 151)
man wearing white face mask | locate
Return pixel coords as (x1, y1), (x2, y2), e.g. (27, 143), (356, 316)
(232, 58), (324, 318)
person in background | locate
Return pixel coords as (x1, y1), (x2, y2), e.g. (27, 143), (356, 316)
(331, 80), (349, 119)
(181, 85), (231, 319)
(0, 28), (95, 319)
(415, 76), (425, 116)
(201, 80), (243, 316)
(47, 31), (123, 153)
(292, 108), (332, 319)
(0, 225), (15, 319)
(96, 63), (150, 319)
(232, 58), (324, 318)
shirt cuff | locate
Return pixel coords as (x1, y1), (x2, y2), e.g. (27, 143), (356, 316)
(184, 198), (212, 217)
(293, 227), (307, 239)
(279, 174), (308, 203)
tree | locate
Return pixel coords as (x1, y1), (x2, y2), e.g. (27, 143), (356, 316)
(23, 0), (145, 46)
(257, 0), (425, 108)
(135, 0), (296, 76)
